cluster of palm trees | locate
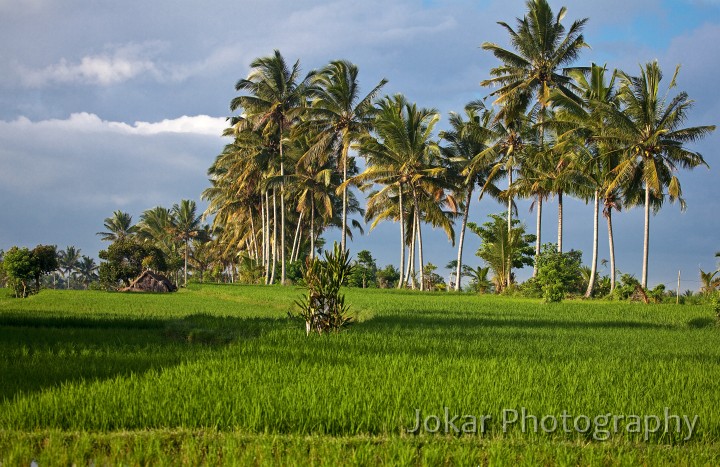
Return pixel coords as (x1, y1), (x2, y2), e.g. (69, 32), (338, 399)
(55, 246), (98, 289)
(98, 203), (206, 286)
(202, 0), (714, 293)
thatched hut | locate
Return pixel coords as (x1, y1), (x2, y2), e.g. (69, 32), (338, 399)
(120, 270), (177, 293)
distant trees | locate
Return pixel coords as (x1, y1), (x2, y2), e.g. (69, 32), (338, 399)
(99, 237), (167, 289)
(2, 245), (58, 297)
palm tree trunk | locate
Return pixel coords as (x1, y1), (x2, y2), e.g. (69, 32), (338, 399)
(291, 211), (303, 263)
(413, 191), (425, 292)
(557, 190), (563, 253)
(585, 190), (599, 298)
(607, 206), (616, 293)
(270, 189), (277, 285)
(184, 238), (189, 287)
(455, 188), (473, 291)
(642, 183), (650, 289)
(398, 183), (405, 289)
(534, 196), (542, 278)
(249, 209), (259, 263)
(280, 142), (286, 285)
(310, 198), (315, 261)
(407, 215), (416, 289)
(264, 191), (270, 284)
(341, 141), (349, 252)
(506, 171), (513, 289)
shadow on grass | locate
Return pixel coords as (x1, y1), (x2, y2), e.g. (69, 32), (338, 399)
(360, 312), (676, 331)
(0, 314), (283, 401)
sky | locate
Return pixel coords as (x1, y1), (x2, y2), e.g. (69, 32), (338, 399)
(1, 0), (718, 289)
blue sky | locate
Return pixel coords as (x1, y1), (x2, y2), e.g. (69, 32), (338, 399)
(0, 0), (718, 289)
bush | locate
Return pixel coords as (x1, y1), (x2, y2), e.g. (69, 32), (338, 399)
(292, 243), (354, 335)
(2, 245), (58, 298)
(535, 244), (583, 303)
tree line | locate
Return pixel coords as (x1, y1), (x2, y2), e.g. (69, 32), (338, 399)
(201, 0), (714, 295)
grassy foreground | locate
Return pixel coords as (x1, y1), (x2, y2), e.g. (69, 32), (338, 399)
(1, 285), (719, 465)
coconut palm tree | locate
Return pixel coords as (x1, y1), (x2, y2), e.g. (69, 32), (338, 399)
(439, 101), (501, 291)
(699, 269), (720, 295)
(469, 97), (532, 287)
(481, 0), (588, 266)
(302, 60), (387, 251)
(57, 246), (81, 289)
(97, 210), (137, 241)
(354, 94), (444, 290)
(231, 50), (315, 285)
(608, 61), (715, 288)
(552, 63), (620, 295)
(76, 255), (98, 289)
(171, 199), (203, 287)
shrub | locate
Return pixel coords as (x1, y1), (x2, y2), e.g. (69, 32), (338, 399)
(292, 243), (354, 335)
(535, 244), (583, 303)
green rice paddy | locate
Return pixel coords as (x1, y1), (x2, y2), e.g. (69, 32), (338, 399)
(1, 285), (719, 465)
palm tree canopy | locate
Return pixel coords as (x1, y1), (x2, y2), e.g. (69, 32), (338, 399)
(607, 61), (715, 209)
(481, 0), (589, 108)
(97, 210), (137, 241)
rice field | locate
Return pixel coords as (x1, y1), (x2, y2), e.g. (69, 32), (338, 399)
(1, 285), (719, 465)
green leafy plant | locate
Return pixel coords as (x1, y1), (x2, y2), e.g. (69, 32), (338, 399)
(293, 243), (354, 335)
(535, 243), (584, 303)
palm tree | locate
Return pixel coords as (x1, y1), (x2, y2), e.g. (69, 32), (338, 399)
(76, 256), (98, 289)
(699, 269), (720, 295)
(231, 50), (314, 285)
(552, 63), (620, 296)
(171, 199), (202, 287)
(440, 101), (500, 291)
(469, 97), (532, 287)
(97, 210), (137, 241)
(481, 0), (588, 268)
(303, 60), (387, 251)
(354, 95), (445, 291)
(608, 62), (715, 288)
(57, 246), (81, 289)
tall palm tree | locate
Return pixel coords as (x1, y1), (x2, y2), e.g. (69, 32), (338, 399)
(231, 50), (314, 285)
(608, 61), (715, 288)
(57, 246), (81, 289)
(354, 95), (444, 291)
(303, 60), (387, 251)
(481, 0), (588, 268)
(440, 101), (500, 291)
(97, 210), (137, 241)
(552, 63), (619, 295)
(171, 199), (203, 287)
(469, 97), (532, 287)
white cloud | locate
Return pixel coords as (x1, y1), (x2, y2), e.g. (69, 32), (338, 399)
(17, 43), (162, 87)
(1, 113), (228, 136)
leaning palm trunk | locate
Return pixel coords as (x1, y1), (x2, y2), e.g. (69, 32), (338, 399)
(557, 190), (563, 253)
(341, 142), (349, 252)
(291, 211), (304, 263)
(641, 184), (650, 289)
(585, 190), (599, 298)
(534, 196), (542, 278)
(397, 184), (405, 288)
(455, 188), (473, 291)
(606, 206), (616, 292)
(406, 217), (416, 289)
(413, 192), (425, 292)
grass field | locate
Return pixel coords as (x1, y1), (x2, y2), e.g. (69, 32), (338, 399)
(1, 284), (719, 465)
